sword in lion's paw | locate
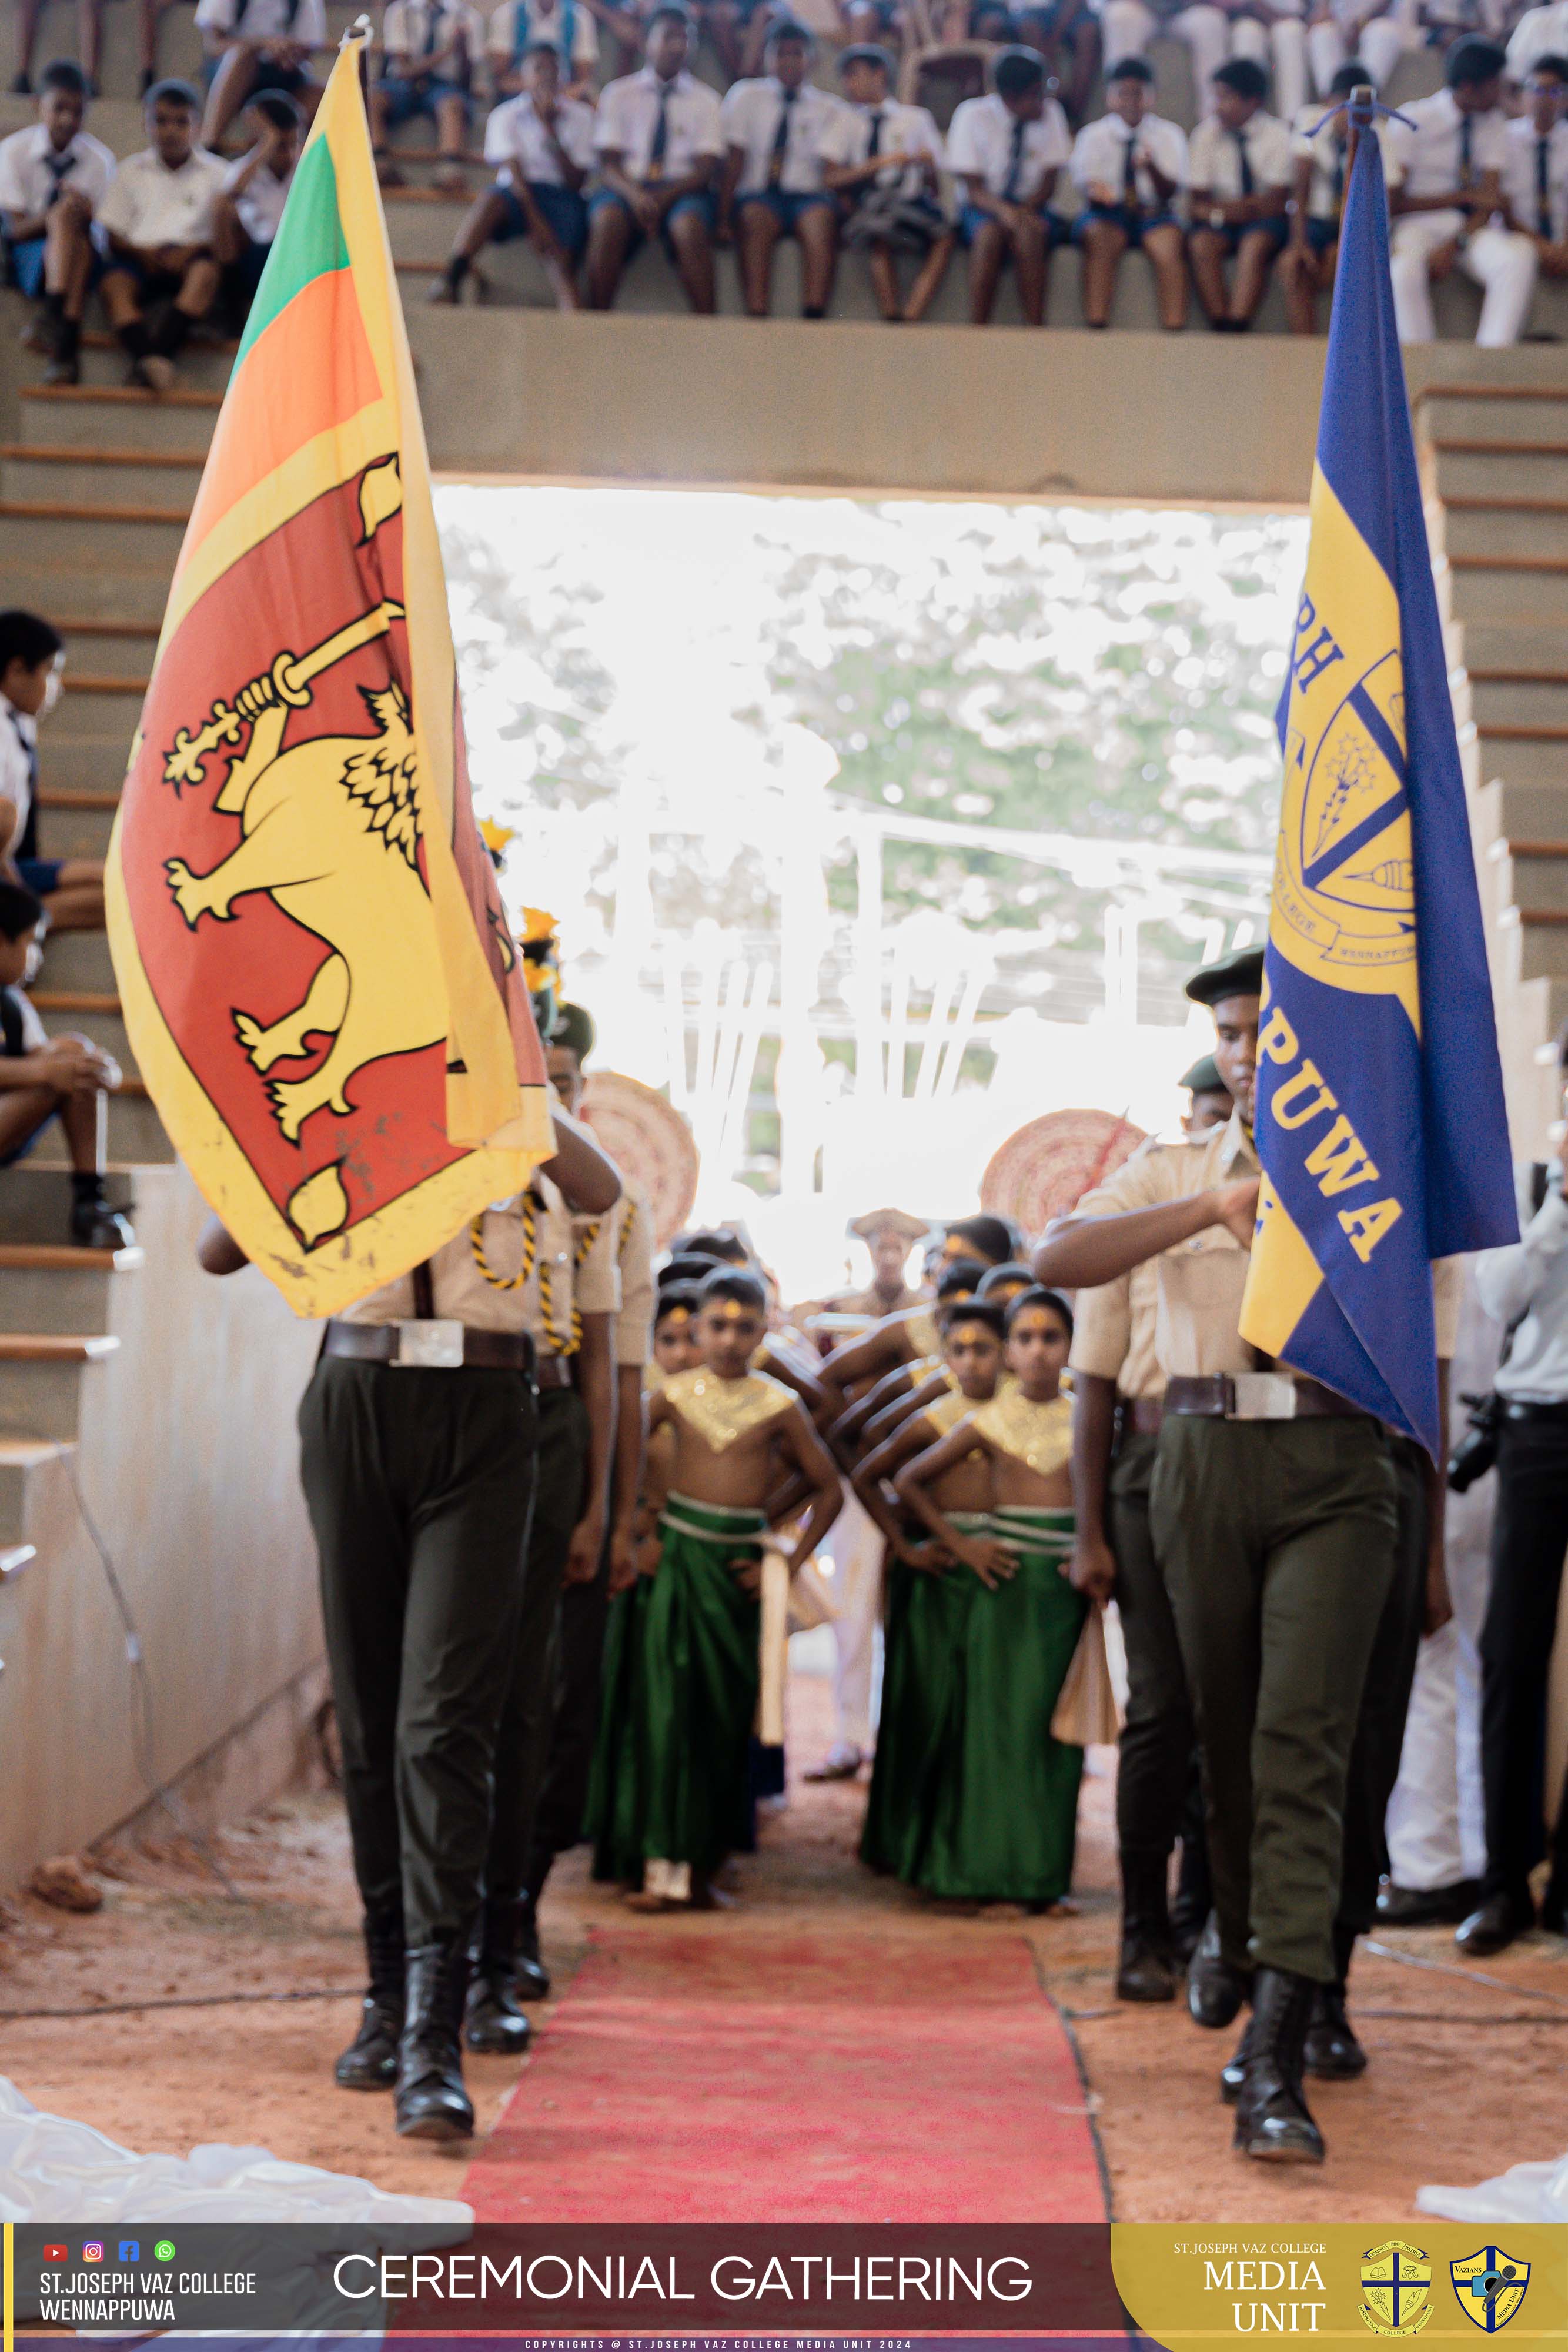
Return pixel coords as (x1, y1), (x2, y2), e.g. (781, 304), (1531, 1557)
(162, 599), (408, 790)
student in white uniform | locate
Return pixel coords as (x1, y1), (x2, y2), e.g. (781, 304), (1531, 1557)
(1281, 62), (1399, 332)
(371, 0), (486, 193)
(1503, 54), (1568, 290)
(432, 41), (597, 308)
(1507, 0), (1568, 85)
(820, 42), (954, 323)
(195, 0), (326, 149)
(718, 20), (845, 318)
(946, 45), (1072, 323)
(1306, 0), (1411, 99)
(587, 6), (724, 313)
(1095, 0), (1309, 129)
(96, 78), (227, 392)
(1387, 38), (1537, 348)
(0, 59), (115, 386)
(1186, 57), (1293, 329)
(1068, 54), (1188, 328)
(212, 90), (300, 325)
(488, 0), (600, 95)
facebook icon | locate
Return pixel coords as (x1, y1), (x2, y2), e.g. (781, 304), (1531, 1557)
(118, 2243), (139, 2263)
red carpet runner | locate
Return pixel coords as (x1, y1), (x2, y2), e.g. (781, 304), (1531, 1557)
(463, 1925), (1106, 2221)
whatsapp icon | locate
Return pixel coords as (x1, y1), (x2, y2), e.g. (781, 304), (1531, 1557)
(153, 2242), (175, 2263)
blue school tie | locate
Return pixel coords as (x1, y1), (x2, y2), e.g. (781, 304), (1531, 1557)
(1121, 126), (1136, 205)
(1002, 115), (1025, 199)
(42, 148), (74, 207)
(1232, 125), (1253, 198)
(768, 84), (797, 187)
(1538, 131), (1553, 236)
(1459, 109), (1473, 189)
(647, 85), (669, 180)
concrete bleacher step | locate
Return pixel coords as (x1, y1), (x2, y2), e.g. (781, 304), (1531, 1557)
(0, 502), (191, 563)
(1437, 499), (1568, 564)
(0, 1245), (142, 1342)
(33, 733), (136, 792)
(1445, 559), (1568, 627)
(29, 995), (138, 1084)
(1, 443), (209, 506)
(1431, 445), (1568, 503)
(0, 1169), (136, 1248)
(28, 1090), (174, 1169)
(0, 1435), (73, 1548)
(1418, 388), (1568, 445)
(1470, 676), (1568, 731)
(36, 791), (121, 863)
(19, 384), (222, 453)
(0, 1335), (120, 1444)
(36, 931), (117, 995)
(1472, 729), (1568, 789)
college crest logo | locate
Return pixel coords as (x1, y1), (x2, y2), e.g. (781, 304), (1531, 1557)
(1451, 2249), (1530, 2331)
(1278, 644), (1415, 987)
(1360, 2242), (1432, 2336)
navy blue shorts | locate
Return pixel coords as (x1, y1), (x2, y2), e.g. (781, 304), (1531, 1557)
(223, 232), (272, 309)
(1072, 202), (1177, 246)
(1300, 215), (1337, 254)
(0, 1115), (51, 1170)
(376, 73), (469, 126)
(101, 256), (187, 303)
(737, 188), (836, 234)
(17, 858), (63, 896)
(959, 201), (1066, 246)
(495, 179), (589, 256)
(589, 186), (715, 256)
(1191, 212), (1289, 253)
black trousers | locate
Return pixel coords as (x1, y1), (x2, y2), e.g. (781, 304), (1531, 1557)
(529, 1546), (613, 1890)
(1480, 1414), (1568, 1903)
(486, 1387), (590, 1907)
(297, 1357), (537, 1947)
(1109, 1426), (1197, 1867)
(1336, 1433), (1430, 1937)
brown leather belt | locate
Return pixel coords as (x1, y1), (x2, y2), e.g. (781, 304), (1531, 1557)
(1165, 1372), (1367, 1422)
(535, 1354), (575, 1392)
(1122, 1397), (1164, 1436)
(323, 1320), (536, 1374)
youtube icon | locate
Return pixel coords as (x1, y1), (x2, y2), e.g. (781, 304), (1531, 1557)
(42, 2246), (67, 2264)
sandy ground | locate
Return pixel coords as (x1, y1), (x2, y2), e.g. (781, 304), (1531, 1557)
(1, 1663), (1564, 2219)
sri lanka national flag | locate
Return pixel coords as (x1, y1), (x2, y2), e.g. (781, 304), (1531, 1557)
(1238, 103), (1517, 1456)
(106, 30), (551, 1317)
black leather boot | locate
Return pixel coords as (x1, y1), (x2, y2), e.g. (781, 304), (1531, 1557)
(464, 1894), (544, 2054)
(395, 1941), (474, 2139)
(1233, 1966), (1324, 2163)
(334, 1906), (404, 2091)
(1116, 1846), (1178, 2002)
(1305, 1923), (1366, 2080)
(1219, 2012), (1255, 2104)
(1188, 1910), (1251, 2028)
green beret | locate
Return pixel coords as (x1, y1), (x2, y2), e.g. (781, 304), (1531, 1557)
(1179, 1053), (1227, 1095)
(1185, 947), (1264, 1008)
(554, 1001), (596, 1064)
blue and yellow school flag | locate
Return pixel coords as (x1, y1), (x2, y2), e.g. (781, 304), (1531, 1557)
(1238, 100), (1517, 1456)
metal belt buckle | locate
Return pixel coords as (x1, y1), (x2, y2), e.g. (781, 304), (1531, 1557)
(1230, 1372), (1298, 1421)
(395, 1319), (464, 1369)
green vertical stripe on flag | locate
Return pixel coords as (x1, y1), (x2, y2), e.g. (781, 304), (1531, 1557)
(236, 135), (351, 363)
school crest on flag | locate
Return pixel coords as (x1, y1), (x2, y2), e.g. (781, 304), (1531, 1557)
(106, 31), (551, 1315)
(1450, 2249), (1530, 2333)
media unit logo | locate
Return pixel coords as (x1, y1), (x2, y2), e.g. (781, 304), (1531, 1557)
(1360, 2243), (1432, 2336)
(1451, 2249), (1530, 2332)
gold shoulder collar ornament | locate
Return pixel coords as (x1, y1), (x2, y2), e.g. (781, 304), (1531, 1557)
(665, 1367), (797, 1452)
(905, 1307), (941, 1359)
(924, 1387), (978, 1438)
(972, 1388), (1072, 1478)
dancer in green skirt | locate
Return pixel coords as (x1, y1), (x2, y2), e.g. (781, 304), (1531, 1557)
(587, 1267), (842, 1910)
(894, 1287), (1089, 1906)
(855, 1298), (1009, 1877)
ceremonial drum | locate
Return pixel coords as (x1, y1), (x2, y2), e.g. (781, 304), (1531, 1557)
(981, 1107), (1148, 1241)
(579, 1070), (700, 1248)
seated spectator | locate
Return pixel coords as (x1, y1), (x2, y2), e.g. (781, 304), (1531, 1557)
(718, 21), (844, 318)
(0, 59), (115, 387)
(1098, 0), (1308, 123)
(1069, 54), (1187, 325)
(1306, 0), (1408, 98)
(0, 612), (106, 936)
(1014, 0), (1098, 122)
(1504, 54), (1568, 290)
(837, 0), (907, 66)
(587, 6), (723, 312)
(1388, 37), (1537, 348)
(1281, 59), (1395, 330)
(371, 0), (485, 192)
(706, 0), (783, 85)
(12, 1), (103, 97)
(821, 41), (954, 319)
(433, 39), (594, 306)
(947, 45), (1071, 322)
(0, 881), (132, 1250)
(96, 79), (225, 394)
(1507, 0), (1568, 88)
(1186, 56), (1291, 329)
(212, 91), (300, 329)
(488, 0), (599, 97)
(196, 0), (325, 149)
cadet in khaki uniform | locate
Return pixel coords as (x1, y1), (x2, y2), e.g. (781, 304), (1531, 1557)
(462, 1132), (622, 2054)
(197, 1107), (620, 2143)
(500, 1003), (656, 2002)
(1037, 946), (1419, 2166)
